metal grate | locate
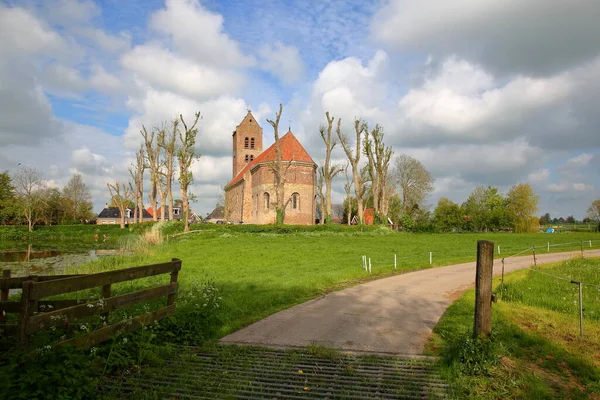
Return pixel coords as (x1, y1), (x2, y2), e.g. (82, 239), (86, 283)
(101, 346), (448, 399)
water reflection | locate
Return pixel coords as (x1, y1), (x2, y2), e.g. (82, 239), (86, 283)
(0, 245), (117, 276)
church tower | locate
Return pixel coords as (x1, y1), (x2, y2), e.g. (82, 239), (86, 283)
(232, 110), (263, 177)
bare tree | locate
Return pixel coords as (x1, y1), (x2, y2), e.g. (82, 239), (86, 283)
(177, 112), (201, 232)
(343, 164), (353, 225)
(364, 124), (393, 223)
(319, 112), (344, 224)
(13, 166), (45, 232)
(337, 118), (367, 224)
(266, 103), (293, 224)
(106, 182), (133, 229)
(316, 167), (326, 225)
(141, 125), (163, 222)
(393, 154), (434, 217)
(129, 144), (146, 223)
(158, 119), (179, 221)
(62, 173), (93, 223)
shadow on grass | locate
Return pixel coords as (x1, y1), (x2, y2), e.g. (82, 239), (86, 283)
(430, 292), (600, 399)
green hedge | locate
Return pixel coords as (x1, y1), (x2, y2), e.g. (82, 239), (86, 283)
(187, 223), (389, 234)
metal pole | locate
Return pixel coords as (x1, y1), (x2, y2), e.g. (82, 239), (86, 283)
(368, 258), (372, 274)
(429, 252), (432, 265)
(498, 245), (500, 255)
(394, 254), (397, 270)
(571, 280), (584, 337)
(532, 246), (537, 267)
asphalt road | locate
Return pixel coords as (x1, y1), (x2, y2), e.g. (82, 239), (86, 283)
(220, 249), (600, 355)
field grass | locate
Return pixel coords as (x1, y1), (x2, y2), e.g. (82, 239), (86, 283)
(65, 228), (600, 339)
(427, 257), (600, 399)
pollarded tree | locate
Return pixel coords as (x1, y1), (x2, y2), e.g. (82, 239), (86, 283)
(364, 124), (393, 223)
(141, 125), (163, 222)
(319, 112), (344, 224)
(129, 144), (146, 223)
(393, 154), (434, 220)
(338, 118), (367, 224)
(266, 103), (294, 225)
(507, 183), (539, 233)
(177, 112), (202, 232)
(158, 119), (179, 221)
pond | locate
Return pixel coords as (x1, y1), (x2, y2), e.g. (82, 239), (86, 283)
(0, 242), (122, 277)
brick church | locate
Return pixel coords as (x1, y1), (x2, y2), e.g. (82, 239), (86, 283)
(224, 111), (317, 224)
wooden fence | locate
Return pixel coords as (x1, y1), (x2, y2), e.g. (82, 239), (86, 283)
(0, 258), (181, 349)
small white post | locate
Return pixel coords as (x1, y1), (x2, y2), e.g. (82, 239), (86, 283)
(548, 242), (550, 252)
(590, 240), (592, 248)
(429, 252), (432, 265)
(497, 245), (500, 255)
(368, 258), (372, 274)
(363, 255), (366, 270)
(394, 254), (397, 270)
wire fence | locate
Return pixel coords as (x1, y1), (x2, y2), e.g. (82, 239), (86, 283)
(360, 239), (600, 338)
(359, 239), (600, 274)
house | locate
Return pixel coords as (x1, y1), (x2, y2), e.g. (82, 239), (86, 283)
(224, 111), (317, 225)
(315, 204), (345, 224)
(96, 204), (153, 225)
(206, 205), (226, 224)
(146, 206), (183, 221)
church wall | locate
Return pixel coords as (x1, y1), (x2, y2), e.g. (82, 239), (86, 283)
(249, 163), (315, 225)
(224, 181), (244, 222)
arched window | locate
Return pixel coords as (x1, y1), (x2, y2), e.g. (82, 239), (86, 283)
(245, 154), (249, 162)
(264, 192), (270, 209)
(244, 137), (249, 148)
(250, 138), (255, 149)
(250, 155), (254, 161)
(292, 193), (300, 210)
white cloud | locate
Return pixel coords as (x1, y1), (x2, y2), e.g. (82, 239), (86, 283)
(41, 63), (88, 95)
(121, 44), (245, 101)
(89, 65), (123, 95)
(372, 0), (600, 76)
(0, 6), (69, 57)
(149, 0), (253, 68)
(259, 42), (304, 84)
(547, 182), (594, 193)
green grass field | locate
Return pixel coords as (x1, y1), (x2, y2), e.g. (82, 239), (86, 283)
(66, 228), (600, 339)
(2, 226), (599, 399)
(427, 257), (600, 399)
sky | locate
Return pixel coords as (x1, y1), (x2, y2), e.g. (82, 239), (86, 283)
(0, 0), (599, 219)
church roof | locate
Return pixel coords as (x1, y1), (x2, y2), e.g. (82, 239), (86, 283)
(227, 131), (315, 187)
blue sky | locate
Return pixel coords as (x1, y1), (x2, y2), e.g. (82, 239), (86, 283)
(0, 0), (599, 219)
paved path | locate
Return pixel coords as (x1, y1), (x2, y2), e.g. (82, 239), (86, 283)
(221, 250), (600, 355)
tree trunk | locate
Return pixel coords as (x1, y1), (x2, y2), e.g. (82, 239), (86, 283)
(181, 188), (189, 232)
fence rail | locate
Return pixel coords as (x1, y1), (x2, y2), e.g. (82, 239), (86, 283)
(0, 258), (181, 349)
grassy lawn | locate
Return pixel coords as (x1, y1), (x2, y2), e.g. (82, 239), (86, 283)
(2, 226), (599, 399)
(427, 257), (600, 399)
(66, 228), (600, 339)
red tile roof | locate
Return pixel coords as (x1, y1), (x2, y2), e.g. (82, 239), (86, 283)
(227, 131), (315, 187)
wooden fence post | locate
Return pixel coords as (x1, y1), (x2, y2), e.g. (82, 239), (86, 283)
(17, 277), (38, 348)
(167, 259), (181, 306)
(0, 269), (10, 325)
(101, 284), (111, 324)
(474, 240), (494, 338)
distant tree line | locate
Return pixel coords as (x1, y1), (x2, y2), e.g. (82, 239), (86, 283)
(0, 169), (93, 231)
